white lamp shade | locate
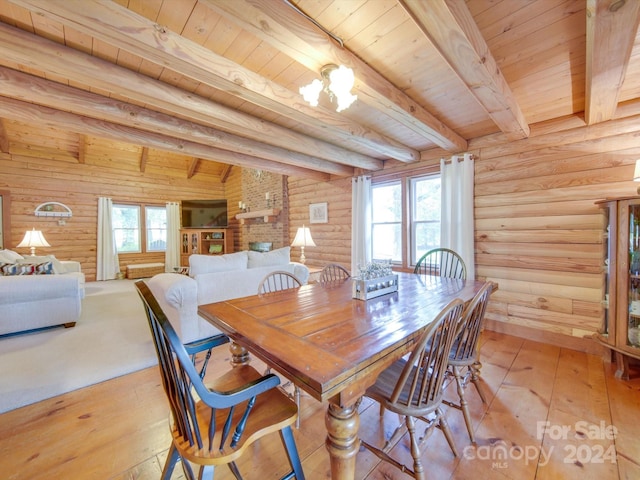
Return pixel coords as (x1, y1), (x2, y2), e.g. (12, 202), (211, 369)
(634, 159), (640, 181)
(17, 228), (50, 249)
(291, 226), (316, 247)
(17, 228), (50, 256)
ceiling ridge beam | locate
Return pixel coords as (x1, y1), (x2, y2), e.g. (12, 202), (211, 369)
(399, 0), (530, 141)
(9, 0), (417, 163)
(0, 66), (356, 175)
(203, 0), (467, 153)
(0, 96), (333, 181)
(0, 22), (376, 172)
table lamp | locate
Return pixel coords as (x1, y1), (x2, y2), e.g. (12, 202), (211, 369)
(17, 228), (50, 256)
(291, 225), (316, 264)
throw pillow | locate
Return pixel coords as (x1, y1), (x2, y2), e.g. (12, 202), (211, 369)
(2, 261), (53, 275)
(248, 246), (290, 268)
(0, 262), (16, 275)
(17, 255), (65, 274)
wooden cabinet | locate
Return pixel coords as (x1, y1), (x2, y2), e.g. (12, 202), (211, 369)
(180, 228), (233, 267)
(595, 196), (640, 379)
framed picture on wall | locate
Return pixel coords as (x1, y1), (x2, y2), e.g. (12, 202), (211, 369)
(309, 202), (328, 224)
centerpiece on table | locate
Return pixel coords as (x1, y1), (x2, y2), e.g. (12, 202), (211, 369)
(352, 260), (398, 300)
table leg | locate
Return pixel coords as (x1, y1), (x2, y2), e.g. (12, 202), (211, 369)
(325, 402), (360, 480)
(229, 341), (250, 367)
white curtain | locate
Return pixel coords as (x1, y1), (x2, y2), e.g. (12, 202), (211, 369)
(351, 175), (372, 275)
(96, 197), (120, 281)
(440, 153), (475, 280)
(165, 202), (181, 272)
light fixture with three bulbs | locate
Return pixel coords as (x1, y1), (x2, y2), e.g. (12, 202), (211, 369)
(299, 64), (357, 112)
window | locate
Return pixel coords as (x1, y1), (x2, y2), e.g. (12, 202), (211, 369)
(112, 204), (166, 253)
(145, 206), (167, 251)
(372, 182), (402, 262)
(371, 174), (440, 268)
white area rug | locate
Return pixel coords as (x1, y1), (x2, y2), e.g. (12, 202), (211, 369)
(0, 279), (156, 413)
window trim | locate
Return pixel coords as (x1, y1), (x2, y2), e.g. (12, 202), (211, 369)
(371, 170), (440, 271)
(112, 202), (167, 254)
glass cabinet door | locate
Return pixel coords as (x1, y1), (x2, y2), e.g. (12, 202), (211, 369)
(628, 203), (640, 350)
(602, 204), (611, 336)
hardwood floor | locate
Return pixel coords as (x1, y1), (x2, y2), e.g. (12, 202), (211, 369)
(0, 331), (638, 480)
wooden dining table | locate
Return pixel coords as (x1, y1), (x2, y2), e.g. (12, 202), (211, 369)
(198, 272), (487, 480)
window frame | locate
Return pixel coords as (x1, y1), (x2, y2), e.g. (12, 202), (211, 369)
(371, 170), (440, 271)
(112, 202), (167, 254)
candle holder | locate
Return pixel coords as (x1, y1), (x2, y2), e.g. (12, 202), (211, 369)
(266, 193), (276, 209)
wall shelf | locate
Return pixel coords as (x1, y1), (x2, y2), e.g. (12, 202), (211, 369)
(235, 208), (280, 224)
(34, 201), (72, 218)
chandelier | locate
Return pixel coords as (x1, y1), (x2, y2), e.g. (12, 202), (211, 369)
(299, 64), (357, 112)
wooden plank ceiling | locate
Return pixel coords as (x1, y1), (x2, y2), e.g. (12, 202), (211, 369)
(0, 0), (639, 180)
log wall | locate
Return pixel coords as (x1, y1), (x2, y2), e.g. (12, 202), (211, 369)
(1, 121), (228, 281)
(288, 108), (640, 354)
(5, 108), (640, 353)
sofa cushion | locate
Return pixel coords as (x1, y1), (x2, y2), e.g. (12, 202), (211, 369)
(189, 251), (248, 276)
(247, 246), (290, 269)
(0, 249), (23, 263)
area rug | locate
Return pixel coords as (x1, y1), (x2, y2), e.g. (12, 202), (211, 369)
(0, 279), (157, 413)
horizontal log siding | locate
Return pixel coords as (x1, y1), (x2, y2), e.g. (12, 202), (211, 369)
(1, 123), (228, 281)
(472, 111), (640, 353)
(6, 109), (640, 353)
(287, 176), (352, 268)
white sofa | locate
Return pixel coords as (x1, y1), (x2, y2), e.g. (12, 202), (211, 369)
(146, 247), (309, 345)
(0, 250), (85, 336)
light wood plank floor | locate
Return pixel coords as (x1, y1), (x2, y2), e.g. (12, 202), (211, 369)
(0, 331), (638, 480)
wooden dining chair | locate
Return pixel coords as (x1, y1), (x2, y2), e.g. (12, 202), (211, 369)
(443, 281), (494, 443)
(257, 270), (303, 427)
(414, 247), (467, 280)
(361, 298), (465, 480)
(319, 263), (351, 284)
(135, 281), (305, 480)
(258, 270), (302, 295)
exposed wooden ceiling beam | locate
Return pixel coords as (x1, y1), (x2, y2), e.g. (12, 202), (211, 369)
(399, 0), (530, 141)
(9, 0), (417, 163)
(0, 96), (332, 181)
(77, 134), (86, 163)
(220, 164), (233, 183)
(585, 0), (640, 125)
(0, 120), (8, 153)
(139, 147), (148, 173)
(0, 66), (355, 176)
(0, 23), (377, 173)
(204, 0), (467, 153)
(187, 158), (199, 179)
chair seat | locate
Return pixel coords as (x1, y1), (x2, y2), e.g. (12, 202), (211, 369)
(175, 365), (298, 465)
(366, 359), (443, 418)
